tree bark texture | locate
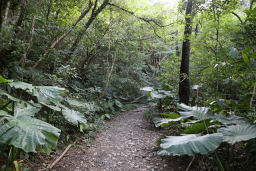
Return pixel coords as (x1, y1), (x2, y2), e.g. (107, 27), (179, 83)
(178, 0), (193, 105)
(0, 0), (3, 32)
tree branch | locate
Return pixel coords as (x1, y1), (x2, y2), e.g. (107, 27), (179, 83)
(231, 12), (244, 24)
(108, 3), (173, 28)
(250, 0), (255, 10)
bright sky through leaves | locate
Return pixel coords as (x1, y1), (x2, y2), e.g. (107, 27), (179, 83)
(149, 0), (179, 9)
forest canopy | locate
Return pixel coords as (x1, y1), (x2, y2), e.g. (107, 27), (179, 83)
(0, 0), (256, 170)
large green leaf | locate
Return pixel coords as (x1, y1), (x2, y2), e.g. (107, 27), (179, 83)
(218, 124), (256, 145)
(0, 89), (21, 102)
(14, 102), (41, 117)
(158, 133), (223, 156)
(32, 86), (66, 111)
(66, 98), (85, 108)
(213, 114), (248, 125)
(140, 86), (154, 92)
(33, 86), (66, 103)
(8, 82), (66, 111)
(177, 103), (212, 120)
(8, 82), (34, 93)
(153, 117), (183, 127)
(150, 91), (164, 99)
(0, 103), (60, 154)
(62, 107), (87, 131)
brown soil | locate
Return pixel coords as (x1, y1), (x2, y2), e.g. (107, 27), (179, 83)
(33, 106), (193, 171)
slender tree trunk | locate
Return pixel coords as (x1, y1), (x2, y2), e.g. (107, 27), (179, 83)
(178, 0), (193, 105)
(100, 54), (116, 99)
(0, 0), (3, 32)
(32, 0), (93, 69)
(69, 0), (109, 54)
(13, 0), (27, 38)
(20, 16), (36, 67)
(213, 4), (220, 92)
(175, 31), (180, 57)
(3, 1), (10, 25)
(46, 0), (52, 24)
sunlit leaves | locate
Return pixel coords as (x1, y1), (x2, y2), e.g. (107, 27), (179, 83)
(158, 133), (223, 156)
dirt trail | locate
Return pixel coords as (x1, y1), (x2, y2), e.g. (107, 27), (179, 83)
(52, 106), (188, 171)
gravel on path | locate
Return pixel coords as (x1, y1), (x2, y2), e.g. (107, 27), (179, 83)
(52, 106), (189, 171)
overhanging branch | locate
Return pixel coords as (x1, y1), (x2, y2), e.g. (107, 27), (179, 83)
(108, 3), (173, 28)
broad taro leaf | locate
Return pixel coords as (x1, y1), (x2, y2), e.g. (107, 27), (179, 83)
(177, 103), (193, 111)
(62, 107), (87, 131)
(153, 117), (183, 127)
(8, 81), (34, 93)
(177, 103), (212, 120)
(66, 98), (85, 108)
(14, 101), (41, 117)
(32, 86), (66, 111)
(158, 133), (223, 156)
(0, 89), (21, 102)
(212, 114), (248, 125)
(0, 104), (60, 154)
(140, 86), (154, 92)
(218, 124), (256, 145)
(150, 91), (164, 99)
(33, 86), (66, 102)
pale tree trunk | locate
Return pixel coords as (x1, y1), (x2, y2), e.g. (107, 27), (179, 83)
(178, 0), (193, 105)
(20, 16), (36, 67)
(0, 0), (3, 32)
(100, 7), (113, 100)
(100, 54), (116, 100)
(213, 4), (220, 92)
(32, 0), (93, 69)
(3, 1), (10, 25)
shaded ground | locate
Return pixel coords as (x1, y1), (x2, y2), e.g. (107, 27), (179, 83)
(42, 106), (192, 170)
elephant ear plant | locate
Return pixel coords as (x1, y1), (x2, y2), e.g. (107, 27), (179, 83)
(155, 103), (256, 170)
(0, 75), (89, 169)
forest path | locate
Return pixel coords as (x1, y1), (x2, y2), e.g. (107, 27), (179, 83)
(52, 105), (187, 171)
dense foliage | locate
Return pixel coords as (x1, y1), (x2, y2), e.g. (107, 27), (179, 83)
(0, 0), (256, 170)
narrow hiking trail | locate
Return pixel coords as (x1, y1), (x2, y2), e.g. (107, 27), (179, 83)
(51, 106), (189, 171)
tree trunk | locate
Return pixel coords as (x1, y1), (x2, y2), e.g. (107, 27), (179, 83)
(32, 0), (93, 69)
(20, 16), (36, 67)
(178, 0), (193, 105)
(100, 54), (116, 100)
(69, 0), (109, 54)
(0, 0), (3, 32)
(175, 31), (180, 57)
(46, 0), (52, 24)
(3, 1), (10, 25)
(13, 0), (27, 38)
(213, 4), (220, 92)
